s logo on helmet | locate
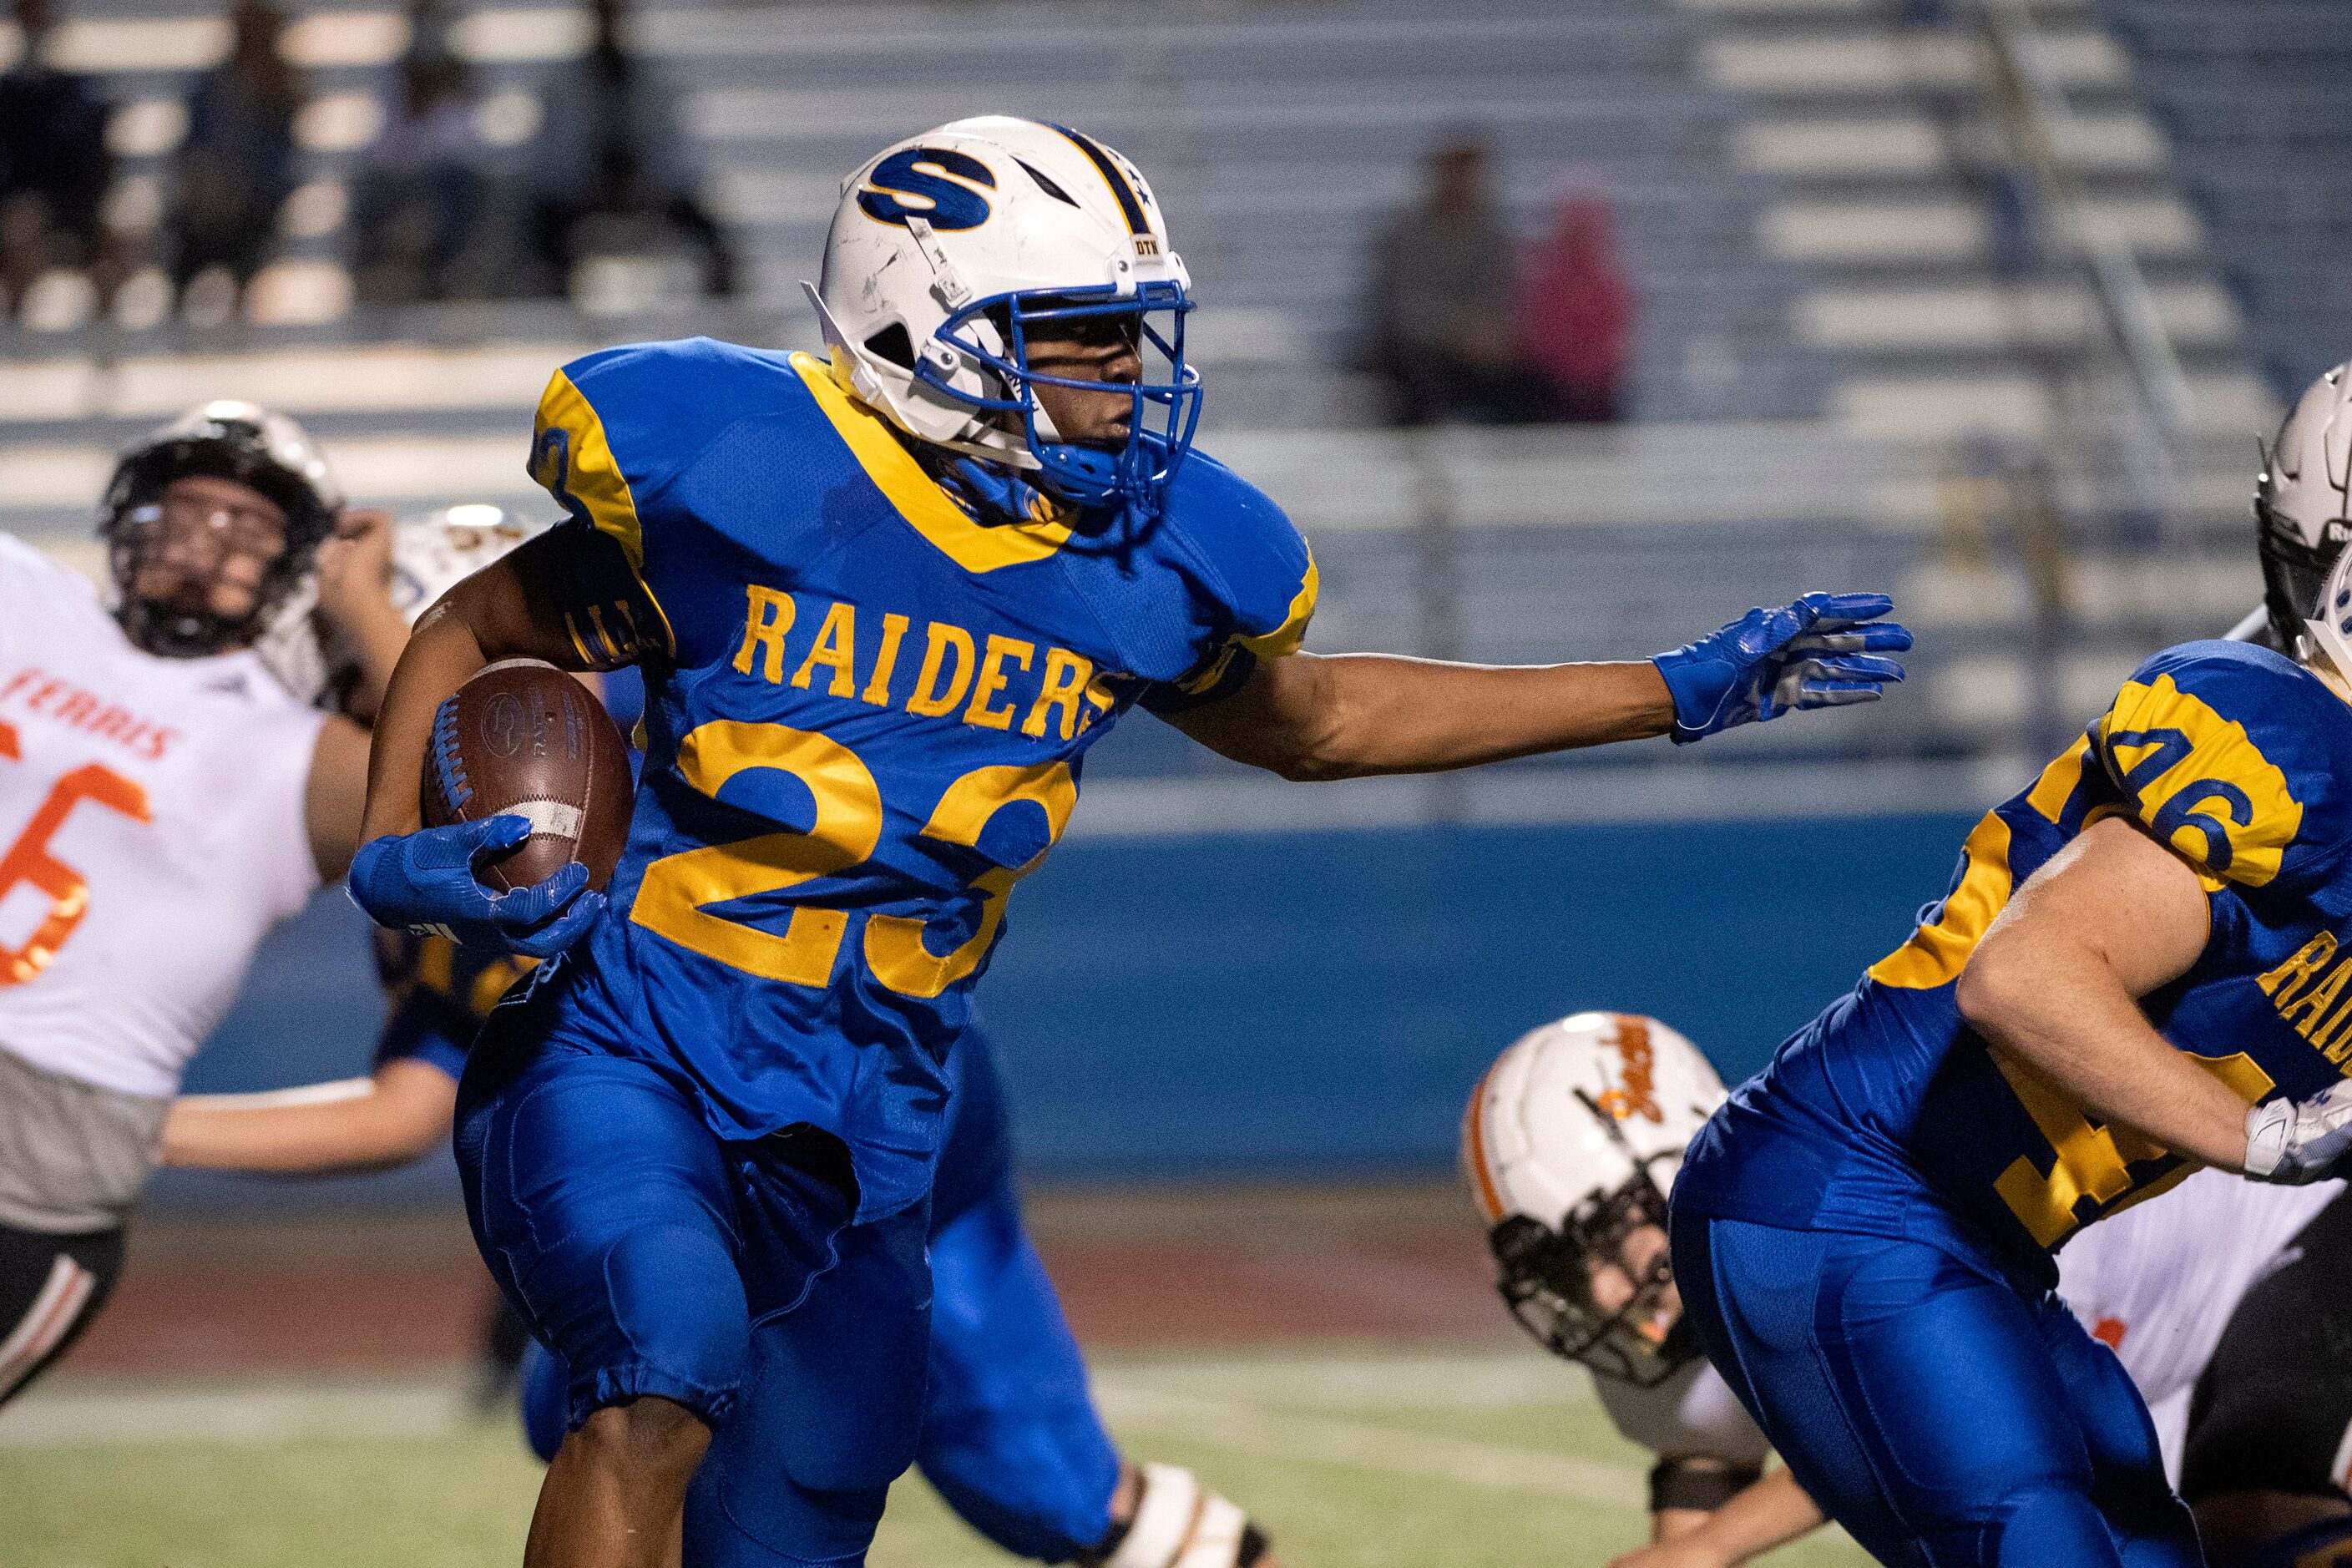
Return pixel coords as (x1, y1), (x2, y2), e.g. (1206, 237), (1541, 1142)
(857, 148), (997, 231)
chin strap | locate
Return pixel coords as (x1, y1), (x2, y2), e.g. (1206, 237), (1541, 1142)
(1091, 1464), (1270, 1568)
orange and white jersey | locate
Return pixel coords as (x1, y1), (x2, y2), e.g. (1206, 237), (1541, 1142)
(1592, 1353), (1772, 1472)
(0, 534), (325, 1100)
(2055, 1166), (2342, 1484)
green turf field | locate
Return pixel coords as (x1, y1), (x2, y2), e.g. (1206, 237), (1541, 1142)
(0, 1350), (1870, 1568)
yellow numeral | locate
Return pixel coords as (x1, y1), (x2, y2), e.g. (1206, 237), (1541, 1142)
(1990, 1047), (2274, 1247)
(864, 762), (1075, 999)
(630, 721), (883, 986)
(630, 723), (1074, 997)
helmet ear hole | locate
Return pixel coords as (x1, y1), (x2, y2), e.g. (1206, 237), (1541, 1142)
(862, 324), (916, 371)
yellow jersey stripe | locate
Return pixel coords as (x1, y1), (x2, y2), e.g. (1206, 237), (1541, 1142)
(531, 368), (677, 654)
(1236, 549), (1318, 660)
(793, 351), (1070, 574)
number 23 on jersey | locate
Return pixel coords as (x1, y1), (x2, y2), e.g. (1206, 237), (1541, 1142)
(630, 720), (1075, 999)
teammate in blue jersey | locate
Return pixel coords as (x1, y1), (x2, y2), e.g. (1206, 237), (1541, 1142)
(345, 116), (1910, 1567)
(1671, 388), (2352, 1562)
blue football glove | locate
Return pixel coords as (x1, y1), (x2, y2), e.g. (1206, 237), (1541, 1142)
(347, 816), (605, 959)
(1651, 591), (1912, 744)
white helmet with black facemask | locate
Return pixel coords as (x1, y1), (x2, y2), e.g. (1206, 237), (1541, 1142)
(2252, 362), (2352, 653)
(100, 402), (341, 660)
(806, 116), (1201, 515)
(1462, 1012), (1727, 1387)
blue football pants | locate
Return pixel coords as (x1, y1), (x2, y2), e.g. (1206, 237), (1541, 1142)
(460, 1039), (932, 1566)
(505, 1025), (1121, 1564)
(1672, 1215), (2201, 1568)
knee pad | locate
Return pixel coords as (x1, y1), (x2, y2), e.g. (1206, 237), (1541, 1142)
(550, 1222), (751, 1429)
(1090, 1464), (1272, 1568)
(685, 1460), (888, 1568)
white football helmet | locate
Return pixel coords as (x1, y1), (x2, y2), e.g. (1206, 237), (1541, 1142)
(2304, 524), (2352, 694)
(102, 401), (343, 658)
(257, 503), (550, 707)
(2256, 362), (2352, 652)
(806, 115), (1200, 512)
(1462, 1012), (1727, 1385)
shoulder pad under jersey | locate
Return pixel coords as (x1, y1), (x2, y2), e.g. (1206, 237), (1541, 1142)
(1158, 451), (1318, 658)
(2094, 640), (2352, 894)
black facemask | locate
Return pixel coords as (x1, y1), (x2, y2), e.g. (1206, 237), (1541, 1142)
(2255, 494), (2348, 657)
(99, 433), (332, 659)
(1487, 1156), (1698, 1386)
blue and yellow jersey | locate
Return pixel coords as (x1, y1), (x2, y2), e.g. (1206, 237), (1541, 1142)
(372, 928), (537, 1080)
(518, 336), (1316, 1219)
(1677, 640), (2352, 1277)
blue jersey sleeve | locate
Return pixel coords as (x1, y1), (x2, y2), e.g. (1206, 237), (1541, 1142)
(1136, 454), (1318, 713)
(530, 337), (807, 665)
(372, 933), (539, 1082)
(372, 991), (473, 1083)
(2092, 640), (2352, 896)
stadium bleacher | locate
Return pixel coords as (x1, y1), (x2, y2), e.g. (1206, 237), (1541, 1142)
(2100, 0), (2352, 403)
(0, 0), (2284, 819)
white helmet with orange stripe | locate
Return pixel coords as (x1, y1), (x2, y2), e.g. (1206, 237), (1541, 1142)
(1461, 1013), (1727, 1386)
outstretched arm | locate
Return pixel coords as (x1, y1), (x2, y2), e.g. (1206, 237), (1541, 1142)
(159, 1058), (458, 1175)
(1163, 592), (1909, 781)
(1166, 653), (1674, 781)
(1955, 815), (2242, 1167)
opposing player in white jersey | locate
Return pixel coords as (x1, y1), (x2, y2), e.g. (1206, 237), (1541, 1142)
(0, 402), (403, 1405)
(1463, 1014), (2352, 1568)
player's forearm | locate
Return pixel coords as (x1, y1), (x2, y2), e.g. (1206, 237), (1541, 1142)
(361, 604), (491, 842)
(1322, 655), (1676, 772)
(1691, 1468), (1827, 1561)
(160, 1064), (456, 1173)
(1197, 652), (1675, 781)
(1959, 929), (2249, 1170)
(1611, 1469), (1826, 1568)
(334, 594), (412, 725)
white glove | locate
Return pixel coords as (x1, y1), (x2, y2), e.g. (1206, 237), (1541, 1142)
(2244, 1081), (2352, 1184)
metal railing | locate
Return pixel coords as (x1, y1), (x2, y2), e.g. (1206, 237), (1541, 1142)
(1970, 0), (2193, 541)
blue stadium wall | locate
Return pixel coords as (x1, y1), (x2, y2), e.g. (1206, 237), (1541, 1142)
(154, 812), (1972, 1209)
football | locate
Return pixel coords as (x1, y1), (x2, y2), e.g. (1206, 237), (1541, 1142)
(420, 657), (633, 893)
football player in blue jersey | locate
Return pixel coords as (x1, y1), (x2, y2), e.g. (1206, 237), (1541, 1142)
(343, 117), (1910, 1568)
(1670, 364), (2352, 1566)
(179, 509), (1284, 1567)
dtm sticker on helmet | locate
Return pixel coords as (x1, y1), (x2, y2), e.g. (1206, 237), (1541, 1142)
(857, 149), (998, 232)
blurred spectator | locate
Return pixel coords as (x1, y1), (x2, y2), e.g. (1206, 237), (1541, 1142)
(1358, 134), (1549, 427)
(351, 16), (508, 302)
(170, 0), (300, 312)
(0, 0), (122, 317)
(525, 0), (734, 306)
(1519, 193), (1633, 424)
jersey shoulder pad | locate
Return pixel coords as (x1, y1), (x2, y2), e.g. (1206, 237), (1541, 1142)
(1160, 450), (1318, 658)
(530, 337), (809, 571)
(2095, 640), (2352, 892)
